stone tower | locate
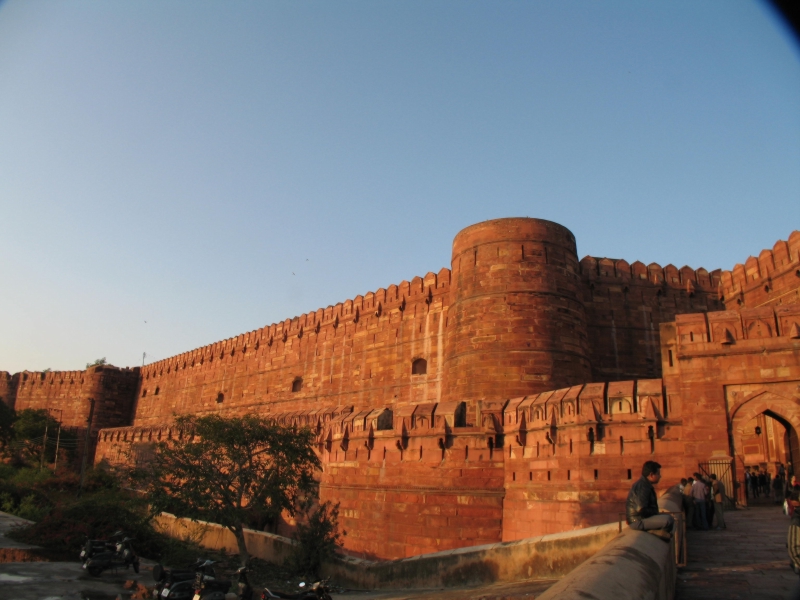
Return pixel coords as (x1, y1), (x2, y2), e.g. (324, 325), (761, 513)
(443, 217), (592, 403)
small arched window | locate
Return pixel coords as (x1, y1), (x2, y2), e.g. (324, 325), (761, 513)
(154, 387), (160, 396)
(292, 377), (302, 393)
(411, 358), (427, 375)
(141, 389), (147, 398)
(216, 392), (224, 404)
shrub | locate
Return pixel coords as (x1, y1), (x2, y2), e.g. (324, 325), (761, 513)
(287, 501), (342, 577)
(9, 489), (163, 559)
(14, 494), (49, 521)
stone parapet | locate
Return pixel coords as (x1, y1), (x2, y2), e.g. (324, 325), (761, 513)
(537, 528), (675, 600)
(153, 511), (620, 591)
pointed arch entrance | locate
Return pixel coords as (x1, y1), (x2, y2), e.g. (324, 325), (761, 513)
(730, 390), (800, 505)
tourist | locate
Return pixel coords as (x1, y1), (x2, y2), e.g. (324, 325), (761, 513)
(759, 471), (768, 497)
(701, 473), (715, 525)
(744, 468), (751, 500)
(625, 461), (674, 540)
(751, 468), (761, 498)
(773, 473), (784, 504)
(788, 491), (800, 574)
(691, 474), (710, 530)
(684, 477), (695, 529)
(710, 474), (726, 530)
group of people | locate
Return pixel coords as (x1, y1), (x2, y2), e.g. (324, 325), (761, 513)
(680, 472), (727, 530)
(624, 460), (800, 577)
(745, 464), (795, 504)
(624, 461), (725, 539)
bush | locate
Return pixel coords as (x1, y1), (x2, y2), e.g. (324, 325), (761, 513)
(14, 494), (49, 521)
(287, 501), (342, 577)
(9, 489), (162, 559)
(9, 467), (52, 486)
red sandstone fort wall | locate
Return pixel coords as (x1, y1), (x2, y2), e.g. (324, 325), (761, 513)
(130, 218), (729, 433)
(11, 365), (139, 434)
(96, 376), (688, 558)
(661, 304), (800, 501)
(579, 257), (723, 382)
(0, 372), (15, 409)
(7, 220), (800, 560)
(720, 230), (800, 310)
(131, 268), (454, 427)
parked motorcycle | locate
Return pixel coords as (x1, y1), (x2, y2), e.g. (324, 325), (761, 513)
(79, 530), (124, 564)
(191, 560), (231, 600)
(261, 579), (333, 600)
(235, 566), (254, 600)
(83, 536), (140, 577)
(154, 559), (210, 599)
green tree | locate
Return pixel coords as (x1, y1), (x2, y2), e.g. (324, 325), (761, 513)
(86, 358), (107, 368)
(11, 409), (77, 465)
(136, 414), (322, 566)
(0, 401), (15, 451)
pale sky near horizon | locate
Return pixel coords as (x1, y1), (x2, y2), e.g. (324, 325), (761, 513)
(0, 0), (798, 374)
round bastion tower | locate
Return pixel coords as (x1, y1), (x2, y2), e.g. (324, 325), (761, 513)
(443, 217), (592, 404)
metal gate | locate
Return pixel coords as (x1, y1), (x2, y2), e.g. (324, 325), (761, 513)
(699, 459), (736, 510)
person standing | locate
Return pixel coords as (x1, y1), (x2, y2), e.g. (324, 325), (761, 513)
(744, 468), (751, 500)
(683, 477), (695, 529)
(710, 474), (727, 530)
(788, 491), (800, 573)
(704, 474), (715, 526)
(625, 461), (674, 540)
(692, 474), (710, 530)
(773, 473), (783, 504)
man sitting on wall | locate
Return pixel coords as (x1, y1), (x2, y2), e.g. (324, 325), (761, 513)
(626, 460), (675, 540)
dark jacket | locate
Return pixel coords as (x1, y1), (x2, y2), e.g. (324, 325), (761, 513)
(626, 476), (659, 525)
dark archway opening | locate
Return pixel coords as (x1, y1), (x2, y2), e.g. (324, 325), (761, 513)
(737, 409), (799, 506)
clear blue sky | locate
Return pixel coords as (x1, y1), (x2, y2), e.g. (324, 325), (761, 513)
(0, 1), (798, 373)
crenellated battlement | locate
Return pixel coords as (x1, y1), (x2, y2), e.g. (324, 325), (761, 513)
(580, 256), (721, 292)
(672, 305), (800, 353)
(719, 230), (800, 309)
(139, 268), (452, 379)
(577, 254), (725, 383)
(8, 364), (140, 436)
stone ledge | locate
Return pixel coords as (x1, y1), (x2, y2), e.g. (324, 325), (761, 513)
(537, 529), (675, 600)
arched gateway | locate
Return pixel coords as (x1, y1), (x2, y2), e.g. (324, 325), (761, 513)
(730, 390), (800, 505)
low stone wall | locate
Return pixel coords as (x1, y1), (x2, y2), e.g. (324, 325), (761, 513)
(323, 522), (620, 590)
(155, 486), (680, 594)
(154, 512), (618, 590)
(536, 486), (681, 600)
(536, 530), (675, 600)
(153, 513), (296, 565)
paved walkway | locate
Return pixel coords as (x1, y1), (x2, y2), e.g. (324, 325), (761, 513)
(677, 505), (800, 600)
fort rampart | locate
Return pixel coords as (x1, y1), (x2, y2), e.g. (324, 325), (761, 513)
(117, 218), (720, 430)
(3, 218), (799, 561)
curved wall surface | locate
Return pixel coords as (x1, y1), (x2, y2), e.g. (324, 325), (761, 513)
(444, 218), (592, 402)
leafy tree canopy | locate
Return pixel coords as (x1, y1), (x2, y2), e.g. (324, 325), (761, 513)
(13, 409), (59, 442)
(135, 414), (321, 566)
(86, 358), (107, 368)
(10, 409), (75, 464)
(0, 402), (14, 448)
